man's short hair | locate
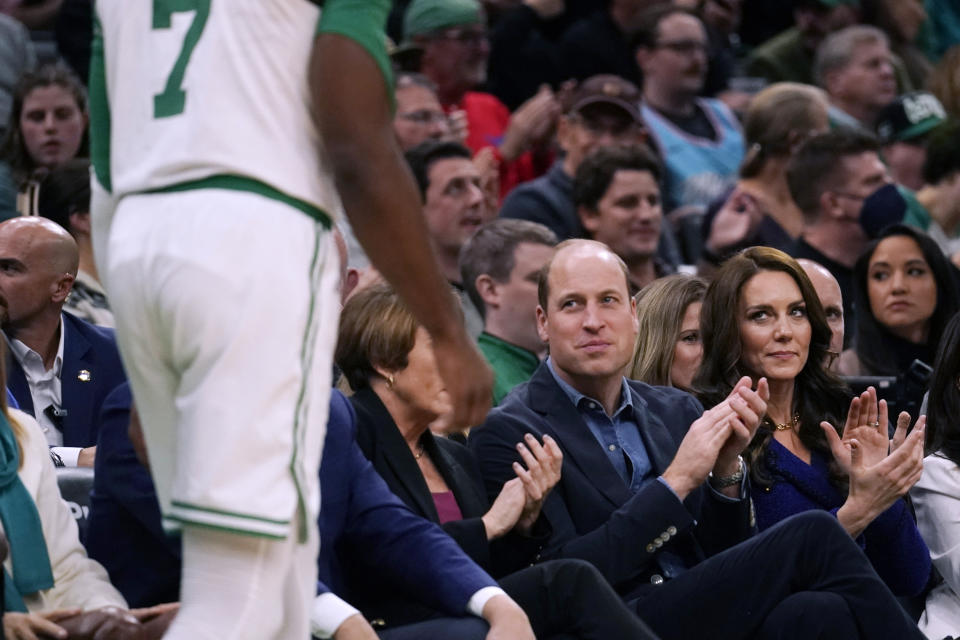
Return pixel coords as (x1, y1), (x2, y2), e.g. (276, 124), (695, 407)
(459, 219), (558, 317)
(813, 25), (888, 88)
(630, 4), (700, 50)
(403, 140), (472, 201)
(923, 119), (960, 185)
(36, 159), (90, 236)
(537, 239), (632, 312)
(786, 129), (880, 221)
(572, 145), (662, 213)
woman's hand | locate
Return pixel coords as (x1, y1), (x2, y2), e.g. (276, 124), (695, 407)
(836, 417), (926, 538)
(704, 189), (762, 256)
(481, 478), (526, 540)
(512, 434), (562, 534)
(821, 386), (890, 475)
(4, 609), (79, 640)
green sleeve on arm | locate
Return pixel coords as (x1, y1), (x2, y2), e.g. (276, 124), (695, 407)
(316, 0), (394, 103)
(89, 16), (112, 193)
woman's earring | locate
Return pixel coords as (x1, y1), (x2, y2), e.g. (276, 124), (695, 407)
(387, 374), (395, 389)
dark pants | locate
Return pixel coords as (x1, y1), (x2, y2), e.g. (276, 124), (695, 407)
(631, 511), (924, 640)
(504, 559), (659, 640)
(379, 559), (659, 640)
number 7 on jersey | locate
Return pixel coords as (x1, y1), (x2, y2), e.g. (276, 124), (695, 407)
(152, 0), (210, 118)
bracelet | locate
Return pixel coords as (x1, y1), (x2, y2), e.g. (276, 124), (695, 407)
(708, 455), (745, 489)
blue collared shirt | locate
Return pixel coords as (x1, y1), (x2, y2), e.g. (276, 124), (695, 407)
(547, 358), (654, 492)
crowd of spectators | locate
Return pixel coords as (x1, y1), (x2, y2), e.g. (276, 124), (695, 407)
(2, 0), (960, 638)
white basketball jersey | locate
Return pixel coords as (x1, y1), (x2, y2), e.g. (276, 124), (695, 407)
(92, 0), (342, 219)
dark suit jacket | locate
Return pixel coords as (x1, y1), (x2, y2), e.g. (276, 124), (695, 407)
(321, 389), (496, 628)
(469, 363), (755, 600)
(6, 312), (126, 447)
(86, 383), (181, 608)
(351, 386), (548, 579)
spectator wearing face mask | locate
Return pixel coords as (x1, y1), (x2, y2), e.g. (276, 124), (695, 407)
(786, 129), (906, 345)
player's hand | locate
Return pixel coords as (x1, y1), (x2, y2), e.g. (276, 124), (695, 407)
(482, 595), (535, 640)
(3, 609), (80, 640)
(430, 332), (493, 433)
(333, 614), (379, 640)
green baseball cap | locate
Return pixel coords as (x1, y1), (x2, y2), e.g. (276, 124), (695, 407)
(403, 0), (483, 40)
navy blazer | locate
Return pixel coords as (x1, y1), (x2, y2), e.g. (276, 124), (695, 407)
(85, 387), (496, 624)
(6, 312), (126, 447)
(319, 390), (497, 627)
(86, 383), (181, 608)
(469, 363), (755, 600)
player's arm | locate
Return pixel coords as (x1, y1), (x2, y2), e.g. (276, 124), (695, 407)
(311, 1), (492, 432)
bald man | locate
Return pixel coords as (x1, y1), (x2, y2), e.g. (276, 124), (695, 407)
(798, 258), (845, 365)
(0, 217), (126, 467)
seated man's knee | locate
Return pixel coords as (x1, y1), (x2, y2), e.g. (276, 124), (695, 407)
(758, 592), (857, 640)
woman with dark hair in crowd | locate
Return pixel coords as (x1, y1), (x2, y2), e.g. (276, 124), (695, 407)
(837, 225), (960, 411)
(695, 246), (930, 597)
(0, 64), (88, 215)
(335, 282), (659, 639)
(912, 310), (960, 637)
(630, 274), (707, 390)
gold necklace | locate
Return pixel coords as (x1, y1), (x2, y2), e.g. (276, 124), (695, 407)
(773, 414), (800, 431)
(414, 443), (425, 460)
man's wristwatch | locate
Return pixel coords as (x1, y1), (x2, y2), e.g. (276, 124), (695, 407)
(708, 455), (745, 489)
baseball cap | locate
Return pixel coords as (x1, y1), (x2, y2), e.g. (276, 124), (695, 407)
(875, 92), (947, 144)
(564, 75), (642, 122)
(403, 0), (483, 40)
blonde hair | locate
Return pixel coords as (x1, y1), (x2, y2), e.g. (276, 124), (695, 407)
(630, 274), (707, 387)
(740, 83), (829, 178)
(0, 343), (25, 467)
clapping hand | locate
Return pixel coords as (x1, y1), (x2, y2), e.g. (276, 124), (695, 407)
(821, 386), (891, 474)
(512, 434), (562, 533)
(704, 189), (762, 257)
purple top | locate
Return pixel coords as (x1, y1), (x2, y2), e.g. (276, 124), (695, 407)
(432, 491), (464, 525)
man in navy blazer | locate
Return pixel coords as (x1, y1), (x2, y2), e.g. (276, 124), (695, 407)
(0, 218), (125, 466)
(87, 385), (534, 639)
(470, 239), (926, 640)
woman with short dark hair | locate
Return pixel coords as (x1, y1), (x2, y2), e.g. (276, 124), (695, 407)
(696, 246), (930, 597)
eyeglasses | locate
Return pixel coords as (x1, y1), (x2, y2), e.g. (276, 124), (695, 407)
(655, 39), (708, 54)
(435, 28), (488, 46)
(398, 110), (448, 125)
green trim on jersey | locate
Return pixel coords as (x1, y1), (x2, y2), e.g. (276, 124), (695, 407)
(89, 17), (112, 192)
(146, 175), (332, 227)
(317, 0), (394, 103)
(167, 500), (291, 539)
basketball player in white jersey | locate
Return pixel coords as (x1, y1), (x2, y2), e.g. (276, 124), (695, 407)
(88, 1), (518, 638)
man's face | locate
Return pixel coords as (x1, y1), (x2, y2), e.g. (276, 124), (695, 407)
(537, 244), (639, 387)
(801, 262), (845, 357)
(394, 85), (450, 151)
(558, 104), (645, 173)
(882, 141), (926, 191)
(491, 242), (556, 354)
(829, 151), (891, 227)
(421, 24), (490, 94)
(423, 157), (490, 257)
(829, 40), (897, 114)
(581, 169), (662, 265)
(0, 227), (60, 330)
(637, 13), (708, 97)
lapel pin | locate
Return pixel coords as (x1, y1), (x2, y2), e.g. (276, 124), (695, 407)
(77, 370), (91, 383)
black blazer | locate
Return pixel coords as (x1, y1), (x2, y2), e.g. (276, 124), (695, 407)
(469, 363), (755, 600)
(351, 386), (547, 578)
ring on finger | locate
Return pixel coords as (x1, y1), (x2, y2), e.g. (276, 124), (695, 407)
(871, 421), (881, 428)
